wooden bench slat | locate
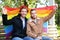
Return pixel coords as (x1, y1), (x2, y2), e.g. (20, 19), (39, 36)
(0, 38), (11, 40)
(0, 25), (4, 28)
(0, 33), (5, 36)
(0, 29), (5, 33)
(0, 25), (6, 40)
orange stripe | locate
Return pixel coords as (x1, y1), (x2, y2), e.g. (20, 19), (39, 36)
(4, 6), (56, 20)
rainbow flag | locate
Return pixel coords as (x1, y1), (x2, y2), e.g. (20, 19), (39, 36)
(4, 6), (56, 20)
(3, 6), (56, 38)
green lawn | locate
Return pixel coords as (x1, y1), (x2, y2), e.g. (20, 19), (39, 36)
(57, 26), (60, 36)
(58, 29), (60, 36)
(0, 12), (2, 16)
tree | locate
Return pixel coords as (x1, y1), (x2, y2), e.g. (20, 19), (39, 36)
(55, 0), (60, 26)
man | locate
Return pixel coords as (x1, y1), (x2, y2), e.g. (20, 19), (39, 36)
(27, 8), (56, 40)
(2, 5), (33, 40)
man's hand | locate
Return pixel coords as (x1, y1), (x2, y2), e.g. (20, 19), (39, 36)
(2, 7), (7, 15)
(42, 5), (57, 22)
(37, 36), (42, 40)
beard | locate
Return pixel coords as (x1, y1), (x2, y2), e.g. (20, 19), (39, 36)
(31, 16), (36, 19)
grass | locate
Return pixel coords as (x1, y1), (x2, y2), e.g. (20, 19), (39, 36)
(57, 26), (60, 36)
(57, 29), (60, 36)
(0, 12), (2, 16)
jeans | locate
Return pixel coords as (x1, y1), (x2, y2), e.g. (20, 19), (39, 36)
(34, 36), (53, 40)
(12, 36), (53, 40)
(12, 36), (33, 40)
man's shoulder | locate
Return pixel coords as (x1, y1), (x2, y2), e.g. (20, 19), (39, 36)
(37, 17), (43, 20)
(28, 18), (32, 22)
(10, 15), (20, 21)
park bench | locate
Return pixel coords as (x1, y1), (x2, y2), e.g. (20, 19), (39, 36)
(0, 25), (11, 40)
(0, 25), (60, 40)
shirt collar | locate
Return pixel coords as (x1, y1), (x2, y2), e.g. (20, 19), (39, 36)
(29, 18), (37, 23)
(17, 14), (27, 20)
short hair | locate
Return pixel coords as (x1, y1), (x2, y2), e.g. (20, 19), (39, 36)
(19, 5), (28, 12)
(30, 9), (36, 13)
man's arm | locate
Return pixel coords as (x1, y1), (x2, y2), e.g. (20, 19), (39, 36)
(42, 9), (56, 22)
(2, 14), (13, 25)
(37, 19), (43, 37)
(2, 7), (13, 25)
(26, 22), (38, 38)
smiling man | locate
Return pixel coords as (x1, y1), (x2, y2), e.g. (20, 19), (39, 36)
(27, 8), (56, 40)
(2, 5), (34, 40)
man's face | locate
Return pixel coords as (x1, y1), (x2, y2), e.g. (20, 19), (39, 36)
(31, 10), (37, 19)
(20, 8), (27, 18)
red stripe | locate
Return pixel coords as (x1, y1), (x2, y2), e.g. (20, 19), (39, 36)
(35, 6), (56, 10)
(5, 6), (19, 11)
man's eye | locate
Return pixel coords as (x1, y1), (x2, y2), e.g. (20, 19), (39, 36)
(22, 11), (27, 12)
